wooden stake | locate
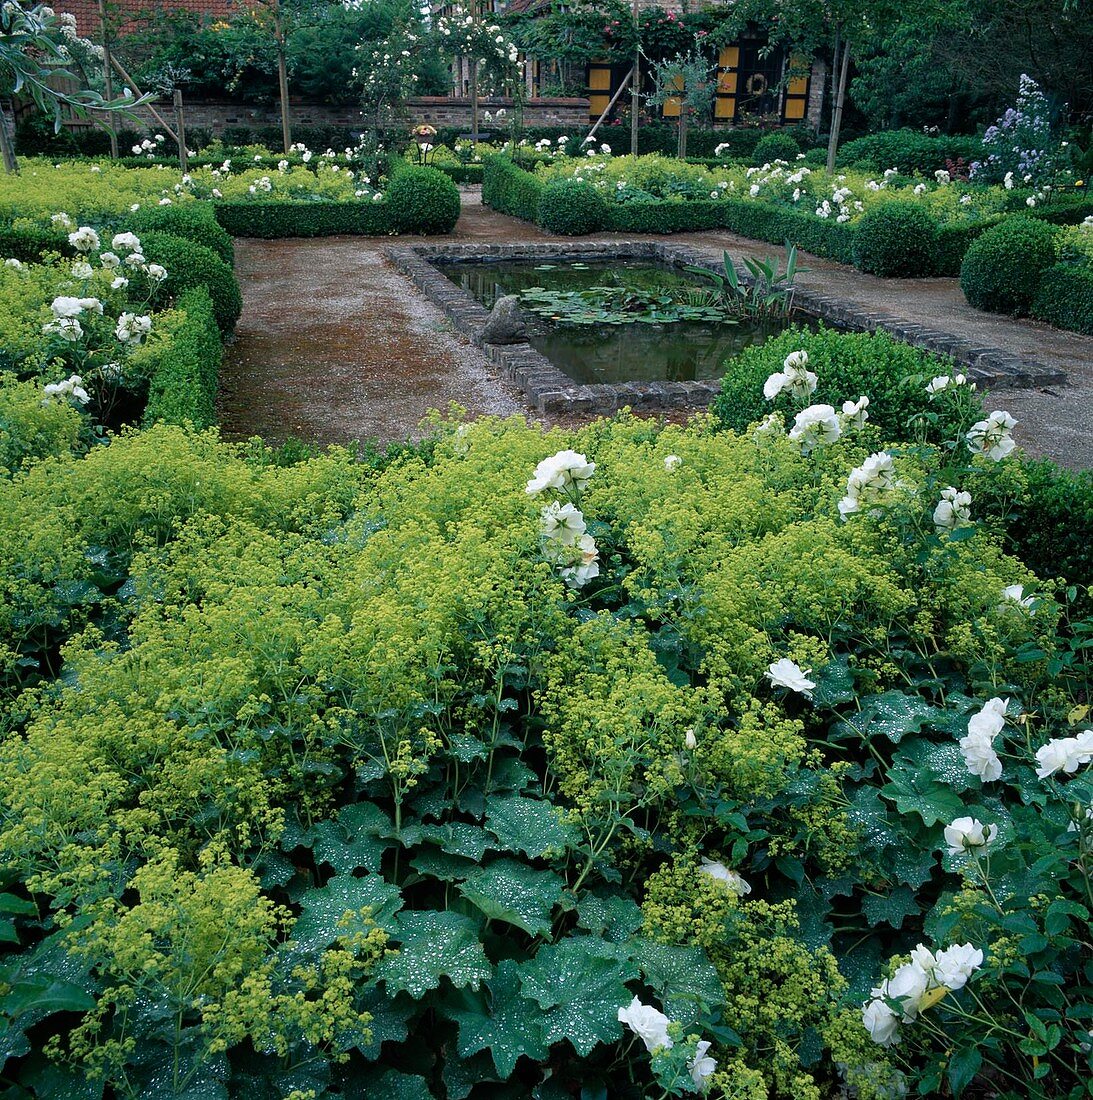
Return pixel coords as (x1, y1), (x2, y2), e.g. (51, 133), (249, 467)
(173, 88), (187, 172)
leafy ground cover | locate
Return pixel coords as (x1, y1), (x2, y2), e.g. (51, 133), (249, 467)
(0, 357), (1091, 1096)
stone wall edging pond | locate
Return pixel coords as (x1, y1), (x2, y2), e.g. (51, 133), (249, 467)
(385, 240), (1067, 416)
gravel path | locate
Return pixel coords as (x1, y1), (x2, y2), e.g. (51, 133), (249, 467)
(221, 189), (1092, 467)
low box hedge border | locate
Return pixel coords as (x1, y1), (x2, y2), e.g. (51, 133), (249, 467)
(139, 286), (223, 430)
(213, 200), (393, 238)
(483, 157), (1093, 286)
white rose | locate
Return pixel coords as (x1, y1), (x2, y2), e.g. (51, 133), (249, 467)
(617, 996), (672, 1053)
(766, 658), (815, 697)
(699, 857), (751, 896)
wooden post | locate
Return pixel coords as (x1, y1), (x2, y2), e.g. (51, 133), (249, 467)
(98, 0), (118, 158)
(825, 40), (850, 174)
(273, 0), (291, 153)
(0, 101), (18, 175)
(173, 89), (187, 173)
(630, 0), (640, 155)
(582, 68), (633, 146)
(470, 58), (479, 144)
(110, 56), (179, 145)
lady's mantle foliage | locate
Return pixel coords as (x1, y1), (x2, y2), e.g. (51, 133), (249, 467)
(0, 395), (1088, 1098)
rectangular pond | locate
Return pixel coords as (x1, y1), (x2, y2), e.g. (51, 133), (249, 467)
(436, 258), (815, 387)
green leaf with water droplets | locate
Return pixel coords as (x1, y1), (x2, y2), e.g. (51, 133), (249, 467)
(629, 940), (724, 1025)
(292, 874), (403, 953)
(576, 893), (643, 943)
(519, 937), (636, 1055)
(376, 910), (492, 998)
(449, 959), (550, 1077)
(309, 802), (392, 874)
(862, 886), (920, 929)
(408, 847), (477, 882)
(484, 795), (579, 858)
(458, 859), (565, 937)
(839, 691), (940, 744)
(399, 821), (494, 862)
(811, 657), (855, 706)
(352, 1068), (432, 1099)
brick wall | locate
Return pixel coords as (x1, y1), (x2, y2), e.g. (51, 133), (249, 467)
(110, 95), (592, 138)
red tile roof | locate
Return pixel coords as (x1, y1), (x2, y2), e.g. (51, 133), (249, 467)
(57, 0), (235, 37)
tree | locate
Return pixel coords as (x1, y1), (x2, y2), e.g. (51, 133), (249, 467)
(435, 6), (520, 143)
(0, 1), (144, 173)
(648, 51), (716, 159)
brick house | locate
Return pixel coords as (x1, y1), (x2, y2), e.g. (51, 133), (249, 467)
(55, 0), (234, 37)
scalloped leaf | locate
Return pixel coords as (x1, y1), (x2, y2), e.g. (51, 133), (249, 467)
(292, 874), (403, 953)
(484, 795), (579, 859)
(629, 940), (724, 1025)
(518, 937), (636, 1055)
(458, 860), (566, 937)
(310, 803), (393, 874)
(449, 959), (550, 1078)
(376, 911), (491, 999)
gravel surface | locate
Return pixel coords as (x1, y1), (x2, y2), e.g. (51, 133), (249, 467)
(220, 189), (1093, 467)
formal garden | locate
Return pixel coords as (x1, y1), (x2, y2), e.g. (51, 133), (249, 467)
(1, 1), (1093, 1098)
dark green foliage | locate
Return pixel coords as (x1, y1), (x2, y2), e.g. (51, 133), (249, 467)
(126, 204), (234, 266)
(135, 231), (243, 333)
(140, 288), (222, 430)
(482, 157), (545, 223)
(852, 202), (940, 277)
(713, 325), (968, 441)
(385, 166), (461, 236)
(1031, 263), (1093, 334)
(214, 201), (393, 239)
(752, 131), (801, 166)
(960, 217), (1058, 315)
(838, 130), (981, 174)
(0, 222), (69, 263)
(537, 179), (608, 236)
(975, 459), (1093, 611)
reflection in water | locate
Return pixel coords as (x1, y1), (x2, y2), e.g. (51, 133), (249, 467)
(439, 259), (817, 386)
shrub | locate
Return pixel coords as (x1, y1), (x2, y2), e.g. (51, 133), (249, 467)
(537, 179), (608, 235)
(713, 325), (975, 441)
(852, 201), (940, 277)
(752, 131), (800, 166)
(127, 203), (234, 266)
(482, 156), (545, 223)
(133, 230), (243, 333)
(960, 216), (1058, 315)
(136, 287), (223, 429)
(213, 201), (393, 238)
(0, 374), (84, 474)
(385, 165), (461, 235)
(1031, 262), (1093, 334)
(838, 129), (980, 174)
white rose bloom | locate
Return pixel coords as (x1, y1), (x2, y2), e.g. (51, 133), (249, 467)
(699, 857), (751, 896)
(926, 374), (951, 395)
(967, 411), (1017, 461)
(540, 501), (586, 542)
(111, 276), (129, 290)
(42, 373), (90, 405)
(766, 658), (815, 697)
(526, 449), (596, 495)
(875, 961), (930, 1021)
(788, 404), (842, 454)
(617, 996), (673, 1053)
(688, 1040), (717, 1089)
(959, 699), (1007, 782)
(3, 258), (24, 270)
(862, 998), (901, 1046)
(931, 944), (983, 991)
(684, 729), (697, 750)
(933, 486), (972, 532)
(1001, 583), (1034, 610)
(125, 252), (146, 268)
(943, 816), (997, 855)
(99, 251), (120, 269)
(51, 212), (74, 230)
(145, 263), (168, 282)
(841, 395), (869, 430)
(663, 454), (682, 471)
(68, 226), (100, 252)
(71, 260), (94, 279)
(112, 232), (141, 253)
(50, 295), (86, 318)
(43, 317), (83, 341)
(839, 451), (896, 518)
(1035, 733), (1093, 778)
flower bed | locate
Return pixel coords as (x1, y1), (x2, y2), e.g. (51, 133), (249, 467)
(483, 155), (1093, 279)
(0, 155), (461, 240)
(0, 377), (1091, 1097)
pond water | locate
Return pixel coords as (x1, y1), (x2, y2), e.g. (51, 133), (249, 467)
(438, 259), (814, 386)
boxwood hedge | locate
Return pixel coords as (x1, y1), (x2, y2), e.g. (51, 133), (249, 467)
(213, 201), (393, 239)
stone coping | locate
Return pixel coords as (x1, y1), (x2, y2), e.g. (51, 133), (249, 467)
(385, 240), (1067, 416)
